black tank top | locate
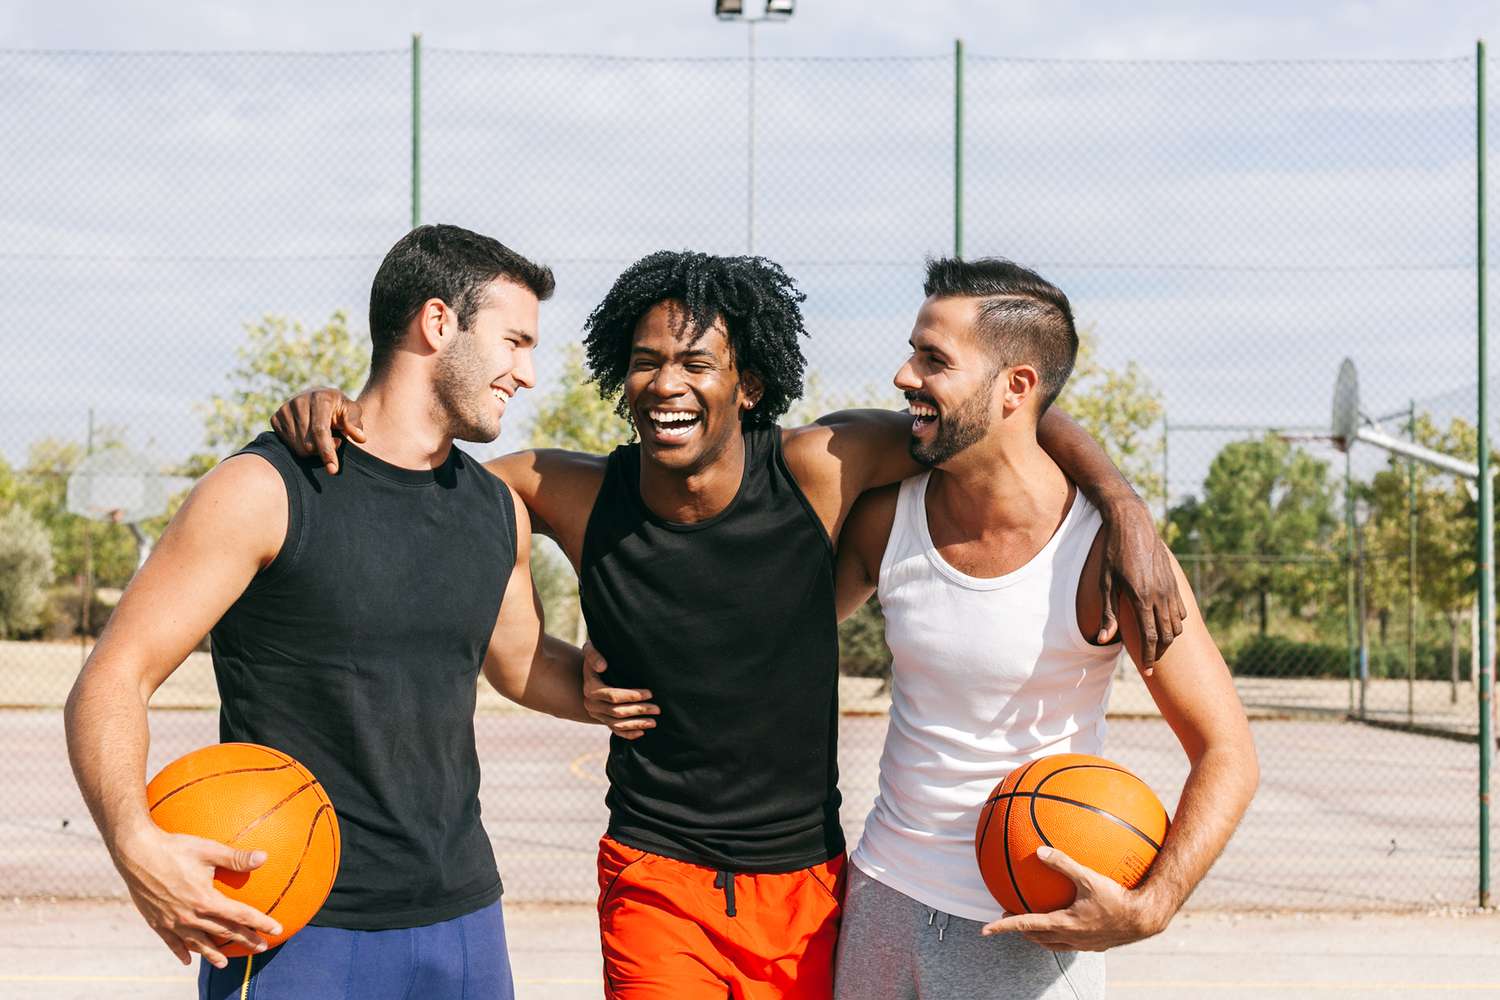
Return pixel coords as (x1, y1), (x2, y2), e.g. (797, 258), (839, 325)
(580, 425), (843, 872)
(210, 432), (514, 930)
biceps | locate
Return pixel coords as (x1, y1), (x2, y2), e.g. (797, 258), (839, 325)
(90, 511), (264, 695)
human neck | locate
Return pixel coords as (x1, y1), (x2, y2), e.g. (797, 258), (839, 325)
(927, 421), (1070, 537)
(352, 375), (454, 470)
(636, 429), (748, 523)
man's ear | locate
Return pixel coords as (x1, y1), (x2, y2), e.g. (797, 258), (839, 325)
(1001, 364), (1041, 413)
(739, 371), (765, 412)
(415, 297), (453, 354)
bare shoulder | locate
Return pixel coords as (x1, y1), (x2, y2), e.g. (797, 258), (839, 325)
(486, 449), (607, 564)
(164, 452), (288, 567)
(487, 449), (607, 507)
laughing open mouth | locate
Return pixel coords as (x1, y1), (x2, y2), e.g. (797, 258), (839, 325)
(909, 400), (938, 432)
(647, 408), (702, 439)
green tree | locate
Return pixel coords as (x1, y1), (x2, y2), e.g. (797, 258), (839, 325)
(1055, 326), (1166, 510)
(13, 435), (139, 589)
(1365, 416), (1483, 675)
(0, 505), (54, 637)
(1172, 434), (1339, 636)
(202, 311), (368, 453)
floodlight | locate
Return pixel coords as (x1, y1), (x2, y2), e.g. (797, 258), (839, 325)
(766, 0), (796, 17)
(715, 0), (745, 18)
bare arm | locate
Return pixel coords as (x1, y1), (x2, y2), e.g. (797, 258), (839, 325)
(833, 485), (898, 622)
(480, 486), (589, 723)
(63, 456), (286, 968)
(984, 548), (1258, 951)
(788, 407), (1184, 665)
(485, 449), (605, 570)
(1037, 407), (1186, 666)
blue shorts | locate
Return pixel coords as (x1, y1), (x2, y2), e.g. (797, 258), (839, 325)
(198, 900), (514, 1000)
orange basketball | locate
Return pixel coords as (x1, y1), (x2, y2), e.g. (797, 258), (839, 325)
(975, 753), (1168, 914)
(145, 742), (340, 956)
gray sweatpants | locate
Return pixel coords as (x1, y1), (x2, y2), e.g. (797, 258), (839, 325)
(833, 866), (1105, 1000)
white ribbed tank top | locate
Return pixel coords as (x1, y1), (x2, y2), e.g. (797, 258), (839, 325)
(849, 471), (1123, 921)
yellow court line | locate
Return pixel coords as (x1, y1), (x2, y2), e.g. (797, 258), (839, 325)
(1114, 981), (1500, 993)
(568, 749), (609, 788)
(0, 974), (194, 983)
(0, 973), (598, 985)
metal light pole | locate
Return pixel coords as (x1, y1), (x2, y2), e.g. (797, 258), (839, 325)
(715, 1), (795, 254)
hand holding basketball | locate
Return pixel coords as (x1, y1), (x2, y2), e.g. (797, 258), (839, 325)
(114, 822), (282, 969)
(981, 845), (1167, 952)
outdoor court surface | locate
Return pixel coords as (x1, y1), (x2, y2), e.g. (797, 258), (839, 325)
(3, 901), (1499, 999)
(3, 707), (1493, 910)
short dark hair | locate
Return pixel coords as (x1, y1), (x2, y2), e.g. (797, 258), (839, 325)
(368, 224), (555, 374)
(923, 257), (1078, 412)
(582, 250), (809, 428)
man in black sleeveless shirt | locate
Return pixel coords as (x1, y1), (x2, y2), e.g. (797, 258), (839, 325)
(274, 251), (1186, 999)
(65, 225), (611, 999)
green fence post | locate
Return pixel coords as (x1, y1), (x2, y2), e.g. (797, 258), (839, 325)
(1409, 399), (1417, 726)
(1477, 37), (1492, 910)
(1346, 449), (1357, 715)
(411, 33), (422, 230)
(954, 38), (964, 258)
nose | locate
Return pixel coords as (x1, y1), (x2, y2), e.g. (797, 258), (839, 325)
(650, 363), (688, 397)
(513, 348), (536, 391)
(893, 356), (921, 393)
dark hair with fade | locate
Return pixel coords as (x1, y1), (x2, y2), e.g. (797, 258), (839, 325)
(582, 250), (809, 428)
(367, 224), (555, 375)
(923, 256), (1078, 413)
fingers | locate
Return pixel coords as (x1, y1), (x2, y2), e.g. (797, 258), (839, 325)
(589, 686), (653, 707)
(190, 912), (269, 955)
(1034, 846), (1096, 888)
(151, 924), (193, 966)
(212, 896), (282, 939)
(178, 926), (231, 970)
(608, 717), (656, 739)
(1133, 590), (1158, 676)
(583, 642), (608, 675)
(1096, 566), (1119, 644)
(309, 395), (341, 475)
(1152, 600), (1176, 662)
(200, 840), (267, 873)
(340, 399), (368, 444)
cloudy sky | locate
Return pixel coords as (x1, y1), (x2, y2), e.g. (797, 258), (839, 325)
(4, 1), (1500, 500)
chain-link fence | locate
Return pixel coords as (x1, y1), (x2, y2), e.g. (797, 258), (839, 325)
(1, 45), (1495, 911)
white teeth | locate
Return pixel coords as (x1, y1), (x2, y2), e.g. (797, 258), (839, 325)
(650, 410), (698, 424)
(910, 403), (937, 419)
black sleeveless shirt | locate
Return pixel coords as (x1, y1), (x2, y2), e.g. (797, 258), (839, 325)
(210, 432), (514, 930)
(579, 425), (843, 872)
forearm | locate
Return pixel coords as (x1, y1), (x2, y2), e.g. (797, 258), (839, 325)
(1037, 408), (1137, 509)
(490, 636), (593, 724)
(63, 664), (157, 859)
(1134, 742), (1259, 930)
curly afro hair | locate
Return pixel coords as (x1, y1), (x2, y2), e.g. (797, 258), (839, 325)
(582, 250), (809, 428)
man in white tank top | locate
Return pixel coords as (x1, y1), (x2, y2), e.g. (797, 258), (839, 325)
(830, 258), (1259, 999)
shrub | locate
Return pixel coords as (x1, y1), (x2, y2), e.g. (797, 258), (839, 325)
(0, 506), (56, 638)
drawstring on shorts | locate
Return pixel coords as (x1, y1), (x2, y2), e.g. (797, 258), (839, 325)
(713, 870), (738, 917)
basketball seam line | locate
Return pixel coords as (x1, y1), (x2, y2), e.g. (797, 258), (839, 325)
(985, 790), (1165, 854)
(1032, 763), (1166, 853)
(147, 765), (293, 812)
(1000, 758), (1042, 914)
(264, 802), (334, 918)
(228, 781), (317, 845)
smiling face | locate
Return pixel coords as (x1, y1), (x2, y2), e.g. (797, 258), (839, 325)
(893, 295), (1004, 468)
(432, 277), (539, 443)
(623, 300), (762, 474)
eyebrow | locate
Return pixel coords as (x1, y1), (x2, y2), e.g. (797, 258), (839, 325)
(507, 328), (537, 348)
(631, 346), (717, 361)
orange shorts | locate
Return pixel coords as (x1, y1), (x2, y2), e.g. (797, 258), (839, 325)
(596, 835), (846, 1000)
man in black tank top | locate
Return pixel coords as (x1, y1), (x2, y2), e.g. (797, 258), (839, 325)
(65, 225), (614, 999)
(273, 251), (1186, 998)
